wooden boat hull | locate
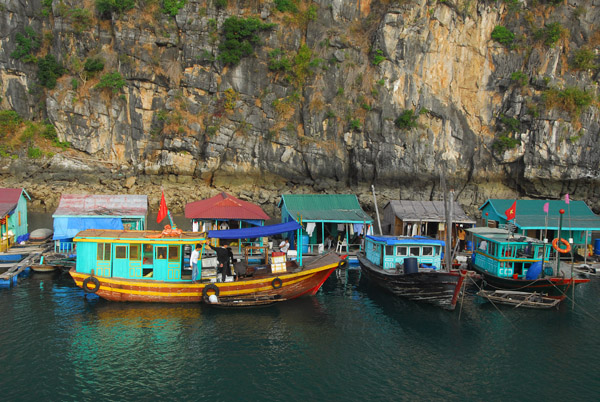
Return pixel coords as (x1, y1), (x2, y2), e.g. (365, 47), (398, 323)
(476, 290), (563, 309)
(468, 260), (589, 295)
(358, 253), (467, 311)
(70, 253), (340, 303)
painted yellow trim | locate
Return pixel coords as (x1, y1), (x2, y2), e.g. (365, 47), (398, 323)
(71, 263), (336, 297)
(474, 251), (540, 263)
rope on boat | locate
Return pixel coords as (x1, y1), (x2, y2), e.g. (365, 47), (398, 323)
(467, 275), (519, 330)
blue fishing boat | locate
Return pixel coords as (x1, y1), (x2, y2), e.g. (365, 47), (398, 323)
(466, 227), (589, 293)
(357, 235), (470, 310)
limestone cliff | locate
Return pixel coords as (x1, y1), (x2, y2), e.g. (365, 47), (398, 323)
(1, 0), (599, 217)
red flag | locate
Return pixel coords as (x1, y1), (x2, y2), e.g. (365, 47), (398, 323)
(157, 191), (168, 223)
(505, 201), (517, 221)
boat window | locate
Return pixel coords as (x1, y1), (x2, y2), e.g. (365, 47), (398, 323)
(168, 246), (179, 262)
(396, 246), (408, 256)
(97, 243), (111, 261)
(156, 246), (167, 260)
(385, 245), (394, 256)
(409, 247), (420, 256)
(143, 244), (153, 264)
(422, 246), (433, 256)
(115, 245), (127, 259)
(130, 244), (141, 260)
(488, 242), (495, 255)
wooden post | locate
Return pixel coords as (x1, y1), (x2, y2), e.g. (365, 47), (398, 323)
(372, 185), (383, 235)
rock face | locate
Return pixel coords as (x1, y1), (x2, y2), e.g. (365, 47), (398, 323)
(1, 1), (600, 216)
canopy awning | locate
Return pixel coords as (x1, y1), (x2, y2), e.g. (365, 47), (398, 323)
(208, 221), (301, 239)
(53, 217), (125, 240)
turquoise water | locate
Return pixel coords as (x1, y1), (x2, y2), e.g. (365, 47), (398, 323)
(1, 267), (599, 401)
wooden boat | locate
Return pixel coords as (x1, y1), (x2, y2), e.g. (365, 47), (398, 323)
(357, 235), (474, 311)
(203, 294), (286, 308)
(476, 290), (564, 309)
(29, 228), (53, 241)
(69, 222), (342, 303)
(573, 264), (599, 276)
(467, 227), (589, 294)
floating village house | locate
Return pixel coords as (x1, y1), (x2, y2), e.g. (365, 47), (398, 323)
(185, 192), (270, 250)
(479, 198), (600, 253)
(0, 188), (30, 251)
(52, 194), (148, 252)
(382, 200), (476, 246)
(278, 194), (373, 253)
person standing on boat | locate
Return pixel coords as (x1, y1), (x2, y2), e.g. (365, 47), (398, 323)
(190, 244), (201, 283)
(279, 239), (290, 254)
(458, 226), (466, 251)
(209, 244), (232, 282)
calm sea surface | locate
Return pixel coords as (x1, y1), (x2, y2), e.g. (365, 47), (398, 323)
(1, 214), (598, 401)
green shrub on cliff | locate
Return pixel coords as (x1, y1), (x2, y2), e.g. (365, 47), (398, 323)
(491, 26), (514, 47)
(96, 0), (135, 18)
(11, 27), (41, 62)
(37, 54), (66, 89)
(218, 16), (276, 65)
(95, 71), (127, 93)
(542, 86), (593, 118)
(395, 109), (418, 130)
(162, 0), (187, 17)
(571, 48), (598, 71)
(274, 0), (298, 13)
(492, 135), (520, 153)
(84, 57), (105, 74)
(0, 110), (22, 138)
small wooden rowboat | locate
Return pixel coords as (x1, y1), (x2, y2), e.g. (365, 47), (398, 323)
(203, 293), (286, 308)
(476, 289), (564, 309)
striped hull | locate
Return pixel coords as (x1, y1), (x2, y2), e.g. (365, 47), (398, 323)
(70, 253), (340, 303)
(468, 260), (589, 295)
(358, 254), (466, 311)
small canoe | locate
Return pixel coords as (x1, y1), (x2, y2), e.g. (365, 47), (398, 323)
(573, 264), (598, 276)
(204, 294), (285, 308)
(477, 289), (563, 309)
(30, 228), (53, 241)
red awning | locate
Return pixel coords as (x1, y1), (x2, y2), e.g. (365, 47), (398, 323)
(185, 192), (270, 220)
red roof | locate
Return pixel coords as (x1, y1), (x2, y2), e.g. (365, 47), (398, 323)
(185, 192), (270, 220)
(0, 188), (24, 217)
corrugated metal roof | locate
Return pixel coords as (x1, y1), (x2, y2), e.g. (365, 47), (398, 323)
(184, 192), (270, 220)
(481, 199), (600, 230)
(279, 194), (373, 223)
(52, 194), (148, 217)
(0, 188), (24, 216)
(387, 200), (475, 223)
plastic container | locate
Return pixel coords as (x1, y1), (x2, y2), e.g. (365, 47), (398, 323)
(301, 235), (309, 253)
(404, 257), (418, 274)
(594, 239), (600, 255)
(466, 240), (473, 251)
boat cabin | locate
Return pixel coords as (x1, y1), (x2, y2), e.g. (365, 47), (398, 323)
(467, 227), (550, 279)
(364, 235), (444, 270)
(0, 187), (30, 251)
(74, 229), (208, 281)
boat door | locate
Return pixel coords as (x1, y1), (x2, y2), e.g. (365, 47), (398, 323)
(95, 243), (112, 277)
(141, 243), (154, 278)
(166, 245), (181, 280)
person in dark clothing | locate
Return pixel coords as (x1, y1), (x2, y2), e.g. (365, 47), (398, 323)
(209, 245), (233, 282)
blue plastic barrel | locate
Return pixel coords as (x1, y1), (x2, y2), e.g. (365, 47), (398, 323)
(594, 239), (600, 255)
(466, 240), (473, 251)
(526, 261), (543, 280)
(301, 235), (309, 253)
(404, 257), (418, 274)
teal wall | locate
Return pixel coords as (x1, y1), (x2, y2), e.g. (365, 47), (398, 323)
(7, 193), (28, 238)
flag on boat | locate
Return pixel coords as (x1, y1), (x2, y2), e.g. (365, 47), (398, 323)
(543, 202), (549, 213)
(565, 193), (570, 204)
(157, 191), (168, 223)
(505, 200), (517, 221)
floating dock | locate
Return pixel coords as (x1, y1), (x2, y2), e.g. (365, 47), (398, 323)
(0, 243), (51, 287)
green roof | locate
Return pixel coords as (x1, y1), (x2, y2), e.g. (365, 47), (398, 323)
(481, 199), (600, 230)
(279, 194), (373, 223)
